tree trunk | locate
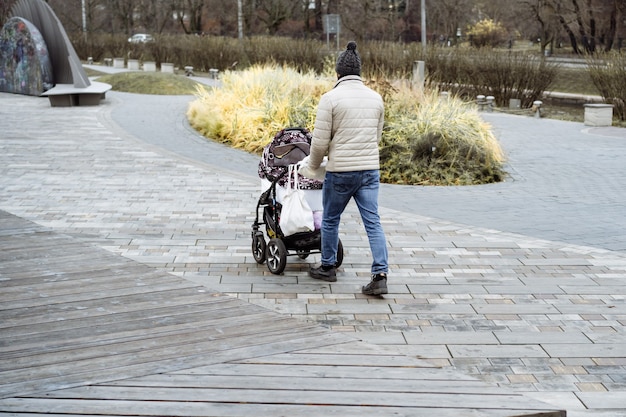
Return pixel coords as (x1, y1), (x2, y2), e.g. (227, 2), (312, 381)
(558, 13), (581, 54)
(185, 0), (204, 34)
(315, 0), (322, 31)
(571, 0), (592, 52)
(327, 0), (339, 14)
(586, 0), (596, 52)
(604, 0), (618, 51)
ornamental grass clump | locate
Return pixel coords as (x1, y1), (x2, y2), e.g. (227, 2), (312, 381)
(187, 64), (331, 153)
(187, 65), (506, 186)
(380, 87), (506, 185)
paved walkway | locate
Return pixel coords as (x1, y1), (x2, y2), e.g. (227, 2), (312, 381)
(0, 210), (564, 416)
(0, 72), (625, 416)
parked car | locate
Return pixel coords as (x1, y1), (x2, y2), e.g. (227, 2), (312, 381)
(128, 33), (153, 43)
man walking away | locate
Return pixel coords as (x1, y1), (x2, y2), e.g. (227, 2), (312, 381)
(303, 41), (389, 296)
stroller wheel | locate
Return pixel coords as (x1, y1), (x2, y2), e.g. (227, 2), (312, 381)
(335, 238), (344, 268)
(296, 249), (310, 259)
(266, 238), (287, 274)
(252, 232), (266, 264)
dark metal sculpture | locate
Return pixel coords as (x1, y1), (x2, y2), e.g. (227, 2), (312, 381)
(1, 0), (110, 106)
(10, 0), (90, 88)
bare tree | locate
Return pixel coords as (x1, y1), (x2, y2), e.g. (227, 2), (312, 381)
(314, 0), (323, 31)
(256, 0), (296, 34)
(332, 0), (389, 41)
(135, 0), (178, 34)
(297, 0), (315, 35)
(109, 0), (136, 35)
(1, 0), (18, 25)
(531, 0), (624, 53)
(187, 0), (206, 34)
(602, 0), (621, 51)
(172, 0), (205, 34)
(521, 0), (559, 53)
(45, 0), (82, 32)
(5, 0), (620, 52)
(428, 0), (473, 45)
(595, 0), (623, 52)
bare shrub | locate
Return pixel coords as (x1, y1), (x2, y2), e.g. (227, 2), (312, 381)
(71, 33), (129, 62)
(587, 53), (626, 121)
(426, 48), (559, 107)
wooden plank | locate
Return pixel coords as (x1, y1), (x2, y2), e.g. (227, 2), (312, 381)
(0, 310), (290, 357)
(239, 352), (436, 367)
(0, 265), (162, 288)
(0, 270), (191, 301)
(0, 288), (225, 324)
(0, 331), (348, 399)
(0, 398), (565, 417)
(0, 299), (257, 341)
(105, 373), (507, 394)
(172, 362), (469, 380)
(0, 278), (200, 311)
(0, 293), (241, 330)
(24, 385), (560, 411)
(0, 315), (325, 372)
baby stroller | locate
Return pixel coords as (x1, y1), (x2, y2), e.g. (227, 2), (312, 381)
(251, 127), (343, 274)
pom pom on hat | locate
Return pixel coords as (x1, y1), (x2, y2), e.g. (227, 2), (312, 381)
(335, 41), (361, 77)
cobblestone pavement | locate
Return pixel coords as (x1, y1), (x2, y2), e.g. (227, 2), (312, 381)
(1, 88), (625, 416)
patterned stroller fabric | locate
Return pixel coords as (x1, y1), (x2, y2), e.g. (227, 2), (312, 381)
(258, 128), (323, 190)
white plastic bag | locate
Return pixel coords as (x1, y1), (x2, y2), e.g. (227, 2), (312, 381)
(279, 165), (314, 236)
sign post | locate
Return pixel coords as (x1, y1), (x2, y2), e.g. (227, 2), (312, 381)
(322, 14), (341, 50)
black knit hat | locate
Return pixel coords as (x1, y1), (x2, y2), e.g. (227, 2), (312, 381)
(335, 41), (361, 77)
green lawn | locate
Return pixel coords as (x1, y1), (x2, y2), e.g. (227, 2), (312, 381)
(550, 67), (600, 96)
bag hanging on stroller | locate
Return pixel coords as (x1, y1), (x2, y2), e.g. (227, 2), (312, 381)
(251, 127), (343, 275)
(279, 164), (314, 236)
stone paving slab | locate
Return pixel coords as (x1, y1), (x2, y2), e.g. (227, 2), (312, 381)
(493, 331), (593, 344)
(1, 91), (625, 416)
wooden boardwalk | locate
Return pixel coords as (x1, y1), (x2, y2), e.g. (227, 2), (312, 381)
(0, 210), (565, 416)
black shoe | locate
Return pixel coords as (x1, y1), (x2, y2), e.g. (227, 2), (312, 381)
(362, 273), (388, 295)
(310, 264), (337, 282)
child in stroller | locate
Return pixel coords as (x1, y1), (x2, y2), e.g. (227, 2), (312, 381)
(252, 127), (343, 274)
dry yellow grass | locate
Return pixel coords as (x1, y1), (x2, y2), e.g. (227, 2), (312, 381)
(381, 87), (505, 185)
(187, 64), (332, 154)
(187, 64), (506, 185)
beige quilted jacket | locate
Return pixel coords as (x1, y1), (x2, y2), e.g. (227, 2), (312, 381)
(308, 75), (384, 173)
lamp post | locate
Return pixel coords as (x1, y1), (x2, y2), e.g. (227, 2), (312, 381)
(81, 0), (87, 40)
(421, 0), (426, 50)
(237, 0), (243, 40)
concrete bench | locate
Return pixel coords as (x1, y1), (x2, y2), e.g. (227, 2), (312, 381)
(113, 57), (125, 68)
(143, 61), (156, 72)
(127, 59), (140, 70)
(41, 81), (111, 107)
(584, 104), (613, 127)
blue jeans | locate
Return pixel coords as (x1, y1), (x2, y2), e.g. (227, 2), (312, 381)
(321, 170), (388, 275)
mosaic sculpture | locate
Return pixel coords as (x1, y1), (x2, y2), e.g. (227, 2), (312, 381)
(0, 16), (53, 96)
(0, 0), (110, 106)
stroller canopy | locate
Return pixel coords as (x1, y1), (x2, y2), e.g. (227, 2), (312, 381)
(258, 128), (323, 190)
